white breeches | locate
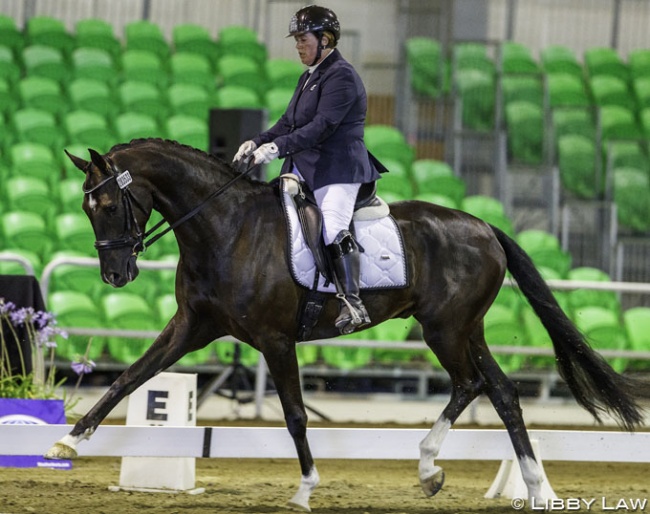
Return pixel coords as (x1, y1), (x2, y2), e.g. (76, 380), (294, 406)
(292, 167), (361, 245)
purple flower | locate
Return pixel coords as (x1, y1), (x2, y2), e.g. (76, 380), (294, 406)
(0, 299), (16, 315)
(71, 359), (96, 376)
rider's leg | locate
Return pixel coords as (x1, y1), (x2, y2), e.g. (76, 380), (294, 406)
(313, 182), (371, 334)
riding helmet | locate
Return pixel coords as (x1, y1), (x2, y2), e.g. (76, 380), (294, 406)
(287, 5), (341, 42)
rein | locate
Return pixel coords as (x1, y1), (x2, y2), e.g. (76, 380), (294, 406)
(84, 159), (260, 256)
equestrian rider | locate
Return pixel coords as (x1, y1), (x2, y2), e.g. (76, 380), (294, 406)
(233, 5), (385, 335)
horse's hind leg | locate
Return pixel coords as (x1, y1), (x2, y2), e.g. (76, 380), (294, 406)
(262, 341), (318, 512)
(469, 333), (547, 502)
(418, 327), (485, 497)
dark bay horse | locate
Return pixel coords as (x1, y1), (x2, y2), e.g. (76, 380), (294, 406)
(46, 138), (647, 511)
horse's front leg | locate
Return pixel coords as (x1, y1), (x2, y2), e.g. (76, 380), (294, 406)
(263, 341), (319, 512)
(45, 319), (220, 460)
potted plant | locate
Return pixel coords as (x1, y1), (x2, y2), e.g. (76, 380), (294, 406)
(0, 297), (95, 468)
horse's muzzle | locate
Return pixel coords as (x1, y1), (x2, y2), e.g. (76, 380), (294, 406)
(102, 255), (140, 287)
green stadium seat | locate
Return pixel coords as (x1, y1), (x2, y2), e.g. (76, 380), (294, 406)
(117, 80), (168, 123)
(26, 15), (74, 56)
(164, 114), (208, 151)
(484, 304), (526, 373)
(364, 124), (415, 171)
(606, 141), (649, 173)
(214, 85), (263, 109)
(1, 211), (53, 259)
(56, 176), (84, 212)
(265, 87), (293, 124)
(540, 45), (583, 77)
(411, 159), (465, 203)
(0, 109), (12, 153)
(114, 111), (163, 142)
(589, 75), (636, 110)
(71, 47), (118, 85)
(502, 75), (543, 107)
(217, 55), (266, 96)
(167, 82), (211, 119)
(0, 14), (24, 53)
(3, 176), (57, 219)
(22, 45), (69, 84)
(8, 141), (62, 186)
(120, 49), (168, 88)
(12, 108), (62, 150)
(54, 212), (96, 256)
(68, 77), (115, 118)
(169, 52), (215, 91)
(551, 108), (595, 141)
(612, 166), (650, 232)
(0, 45), (21, 86)
(557, 134), (599, 198)
(599, 105), (641, 142)
(75, 18), (122, 58)
(372, 317), (419, 365)
(520, 303), (555, 368)
(461, 195), (515, 237)
(124, 20), (170, 61)
(48, 290), (106, 361)
(501, 41), (539, 74)
(546, 73), (590, 108)
(516, 229), (572, 278)
(172, 23), (218, 66)
(505, 100), (543, 165)
(622, 307), (650, 370)
(102, 291), (157, 364)
(573, 306), (628, 372)
(217, 25), (266, 64)
(566, 266), (620, 317)
(584, 47), (628, 79)
(320, 336), (373, 371)
(405, 37), (443, 98)
(215, 342), (259, 367)
(628, 48), (650, 79)
(0, 248), (41, 276)
(455, 68), (495, 131)
(47, 250), (101, 298)
(414, 192), (458, 209)
(453, 42), (495, 75)
(265, 58), (304, 89)
(375, 158), (413, 199)
(63, 109), (116, 153)
(632, 76), (650, 109)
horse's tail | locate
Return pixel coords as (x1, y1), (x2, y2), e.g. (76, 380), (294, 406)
(490, 225), (648, 431)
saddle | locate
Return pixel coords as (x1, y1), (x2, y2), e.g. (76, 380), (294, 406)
(281, 173), (390, 285)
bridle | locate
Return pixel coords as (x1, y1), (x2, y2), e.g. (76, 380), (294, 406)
(83, 158), (260, 257)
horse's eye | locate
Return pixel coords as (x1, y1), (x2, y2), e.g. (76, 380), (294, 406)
(107, 204), (118, 214)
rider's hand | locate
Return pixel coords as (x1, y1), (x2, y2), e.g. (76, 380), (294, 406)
(233, 140), (257, 163)
(252, 142), (279, 165)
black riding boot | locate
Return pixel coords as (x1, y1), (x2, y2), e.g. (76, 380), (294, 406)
(327, 230), (371, 335)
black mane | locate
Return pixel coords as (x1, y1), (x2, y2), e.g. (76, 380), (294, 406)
(108, 138), (268, 186)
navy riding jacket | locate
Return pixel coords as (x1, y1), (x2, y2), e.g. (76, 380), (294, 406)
(253, 49), (385, 191)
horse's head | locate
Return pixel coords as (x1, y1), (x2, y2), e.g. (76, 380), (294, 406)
(66, 148), (150, 287)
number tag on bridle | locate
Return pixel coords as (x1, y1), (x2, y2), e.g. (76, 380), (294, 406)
(116, 170), (133, 189)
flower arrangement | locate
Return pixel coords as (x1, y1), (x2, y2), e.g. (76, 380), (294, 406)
(0, 297), (95, 408)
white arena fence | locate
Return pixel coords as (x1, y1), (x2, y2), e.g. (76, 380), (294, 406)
(1, 425), (649, 462)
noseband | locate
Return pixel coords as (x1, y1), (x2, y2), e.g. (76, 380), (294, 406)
(83, 170), (146, 255)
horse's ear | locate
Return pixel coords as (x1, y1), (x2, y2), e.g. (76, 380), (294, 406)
(64, 149), (89, 173)
(88, 148), (111, 175)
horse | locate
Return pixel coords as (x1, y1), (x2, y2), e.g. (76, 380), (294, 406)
(45, 138), (647, 512)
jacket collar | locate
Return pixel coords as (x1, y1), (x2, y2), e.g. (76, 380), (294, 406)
(309, 48), (341, 79)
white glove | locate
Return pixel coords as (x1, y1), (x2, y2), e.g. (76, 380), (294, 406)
(233, 140), (257, 163)
(252, 142), (280, 165)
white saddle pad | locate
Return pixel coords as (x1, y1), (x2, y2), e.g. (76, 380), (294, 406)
(281, 178), (408, 293)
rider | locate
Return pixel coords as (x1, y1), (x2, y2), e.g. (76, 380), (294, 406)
(233, 4), (385, 335)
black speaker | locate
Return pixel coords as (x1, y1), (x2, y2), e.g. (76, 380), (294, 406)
(209, 108), (268, 180)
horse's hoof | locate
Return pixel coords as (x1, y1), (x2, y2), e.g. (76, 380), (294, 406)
(287, 499), (311, 512)
(44, 442), (77, 460)
(420, 466), (445, 497)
